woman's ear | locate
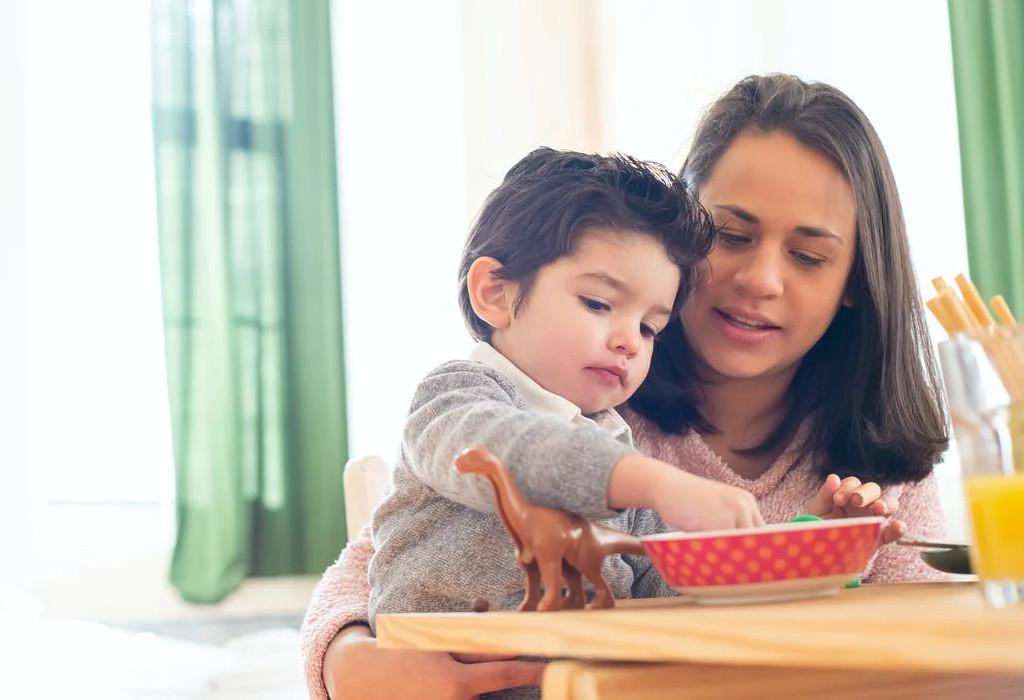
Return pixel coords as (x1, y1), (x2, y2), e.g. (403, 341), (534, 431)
(467, 257), (517, 330)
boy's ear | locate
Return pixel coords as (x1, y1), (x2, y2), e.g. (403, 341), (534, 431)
(467, 257), (517, 330)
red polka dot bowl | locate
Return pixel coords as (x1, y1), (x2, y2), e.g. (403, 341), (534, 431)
(641, 517), (885, 605)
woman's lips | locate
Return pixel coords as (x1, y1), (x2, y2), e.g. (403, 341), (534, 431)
(713, 308), (781, 343)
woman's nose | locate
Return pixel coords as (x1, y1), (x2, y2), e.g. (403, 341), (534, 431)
(733, 248), (784, 299)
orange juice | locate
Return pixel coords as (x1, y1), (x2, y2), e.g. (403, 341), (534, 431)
(965, 474), (1024, 580)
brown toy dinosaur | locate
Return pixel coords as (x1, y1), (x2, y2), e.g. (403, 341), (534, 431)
(454, 446), (644, 611)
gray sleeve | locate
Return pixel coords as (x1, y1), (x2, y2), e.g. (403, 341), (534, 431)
(402, 361), (635, 521)
(624, 507), (678, 600)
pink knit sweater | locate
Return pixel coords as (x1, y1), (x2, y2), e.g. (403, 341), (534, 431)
(299, 412), (947, 699)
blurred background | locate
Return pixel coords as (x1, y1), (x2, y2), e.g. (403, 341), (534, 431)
(1, 0), (1021, 697)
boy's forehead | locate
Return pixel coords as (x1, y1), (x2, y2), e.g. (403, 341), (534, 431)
(560, 259), (677, 317)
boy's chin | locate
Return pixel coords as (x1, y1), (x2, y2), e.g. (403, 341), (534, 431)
(575, 396), (622, 416)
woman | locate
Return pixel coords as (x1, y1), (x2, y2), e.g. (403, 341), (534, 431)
(302, 74), (949, 699)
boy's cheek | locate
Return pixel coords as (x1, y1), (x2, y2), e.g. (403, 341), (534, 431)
(631, 363), (654, 392)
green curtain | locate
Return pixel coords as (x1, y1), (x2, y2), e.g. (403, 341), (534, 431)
(151, 0), (348, 603)
(949, 0), (1024, 315)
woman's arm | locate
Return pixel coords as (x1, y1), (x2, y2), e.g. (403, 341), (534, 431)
(322, 624), (544, 700)
(301, 525), (545, 699)
(300, 525), (374, 699)
(863, 471), (951, 583)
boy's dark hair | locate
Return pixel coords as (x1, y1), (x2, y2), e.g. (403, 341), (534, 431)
(457, 147), (716, 341)
(629, 74), (948, 487)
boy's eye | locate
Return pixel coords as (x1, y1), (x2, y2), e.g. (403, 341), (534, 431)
(791, 250), (826, 268)
(580, 296), (610, 312)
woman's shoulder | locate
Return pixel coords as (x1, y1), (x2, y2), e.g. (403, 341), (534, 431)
(619, 404), (703, 463)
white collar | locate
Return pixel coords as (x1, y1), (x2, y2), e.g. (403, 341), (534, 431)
(468, 342), (632, 443)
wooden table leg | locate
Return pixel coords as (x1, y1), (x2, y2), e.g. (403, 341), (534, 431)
(541, 661), (590, 700)
(543, 661), (1024, 700)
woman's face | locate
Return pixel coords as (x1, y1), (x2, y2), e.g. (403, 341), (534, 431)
(680, 129), (858, 382)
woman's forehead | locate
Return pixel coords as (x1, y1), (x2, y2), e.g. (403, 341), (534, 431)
(700, 131), (856, 239)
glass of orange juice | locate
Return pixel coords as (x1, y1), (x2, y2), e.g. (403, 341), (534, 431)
(939, 327), (1024, 608)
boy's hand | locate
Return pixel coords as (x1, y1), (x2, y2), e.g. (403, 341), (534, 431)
(323, 624), (545, 700)
(654, 468), (765, 531)
(609, 454), (764, 531)
(804, 473), (906, 545)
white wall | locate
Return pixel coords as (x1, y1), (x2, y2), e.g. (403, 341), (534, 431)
(595, 0), (968, 304)
(332, 1), (471, 463)
(0, 0), (31, 587)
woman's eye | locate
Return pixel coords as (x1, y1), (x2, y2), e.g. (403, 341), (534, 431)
(792, 251), (826, 267)
(640, 323), (658, 338)
(580, 296), (610, 312)
(717, 232), (750, 247)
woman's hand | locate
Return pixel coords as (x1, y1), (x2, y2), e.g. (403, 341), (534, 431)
(323, 624), (546, 700)
(804, 474), (906, 544)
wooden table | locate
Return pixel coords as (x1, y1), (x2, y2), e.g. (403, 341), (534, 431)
(377, 582), (1024, 698)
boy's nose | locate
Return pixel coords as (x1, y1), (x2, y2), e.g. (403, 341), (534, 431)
(609, 326), (640, 357)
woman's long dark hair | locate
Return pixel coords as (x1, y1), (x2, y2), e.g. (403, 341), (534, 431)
(629, 74), (948, 486)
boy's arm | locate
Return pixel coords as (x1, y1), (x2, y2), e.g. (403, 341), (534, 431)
(300, 525), (373, 700)
(402, 361), (635, 520)
(623, 507), (678, 599)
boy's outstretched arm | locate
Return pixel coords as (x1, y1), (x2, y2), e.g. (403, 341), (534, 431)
(402, 361), (634, 520)
(404, 361), (763, 531)
(609, 453), (764, 531)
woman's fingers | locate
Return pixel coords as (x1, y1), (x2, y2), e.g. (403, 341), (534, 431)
(879, 518), (906, 545)
(846, 481), (881, 509)
(806, 473), (842, 516)
(457, 659), (547, 697)
(868, 495), (896, 517)
(832, 476), (863, 507)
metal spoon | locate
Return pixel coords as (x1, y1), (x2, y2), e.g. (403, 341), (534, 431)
(897, 538), (969, 549)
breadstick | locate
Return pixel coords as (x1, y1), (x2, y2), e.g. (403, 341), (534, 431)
(991, 295), (1017, 327)
(955, 273), (994, 326)
(926, 296), (955, 334)
(938, 288), (974, 334)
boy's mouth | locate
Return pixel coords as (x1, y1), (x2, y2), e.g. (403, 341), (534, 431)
(586, 365), (627, 387)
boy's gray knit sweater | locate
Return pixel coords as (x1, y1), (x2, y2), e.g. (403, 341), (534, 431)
(368, 359), (674, 699)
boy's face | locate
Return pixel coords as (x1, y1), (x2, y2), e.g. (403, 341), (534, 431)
(491, 228), (680, 414)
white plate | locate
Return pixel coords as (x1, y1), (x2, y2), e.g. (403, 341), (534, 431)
(671, 573), (855, 605)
